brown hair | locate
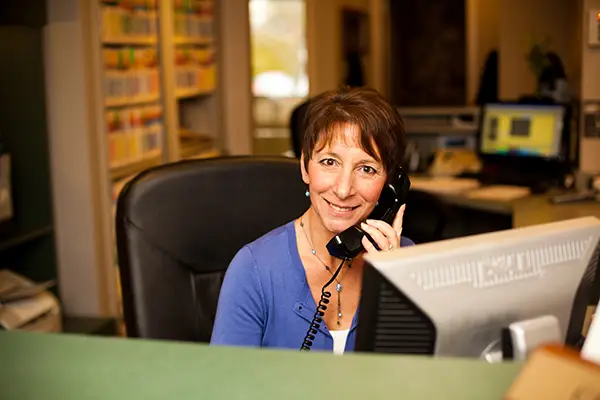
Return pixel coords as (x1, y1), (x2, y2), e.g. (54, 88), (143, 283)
(301, 86), (406, 178)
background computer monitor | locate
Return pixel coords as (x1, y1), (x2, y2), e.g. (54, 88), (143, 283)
(355, 217), (600, 359)
(479, 103), (565, 160)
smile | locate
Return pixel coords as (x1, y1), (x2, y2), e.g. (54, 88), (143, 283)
(325, 199), (359, 213)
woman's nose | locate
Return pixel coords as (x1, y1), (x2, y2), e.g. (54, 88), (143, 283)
(333, 170), (354, 199)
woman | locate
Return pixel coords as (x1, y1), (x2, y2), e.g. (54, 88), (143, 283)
(210, 86), (413, 353)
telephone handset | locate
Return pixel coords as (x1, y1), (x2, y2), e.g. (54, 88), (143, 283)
(326, 168), (411, 260)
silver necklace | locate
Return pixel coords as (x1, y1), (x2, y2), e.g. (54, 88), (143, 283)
(299, 217), (351, 326)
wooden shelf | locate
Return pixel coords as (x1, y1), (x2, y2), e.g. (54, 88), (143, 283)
(0, 224), (53, 252)
(110, 153), (162, 181)
(105, 94), (160, 108)
(102, 36), (157, 46)
(176, 87), (213, 99)
(179, 135), (216, 159)
(174, 36), (213, 46)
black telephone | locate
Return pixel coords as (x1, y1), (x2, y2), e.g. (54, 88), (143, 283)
(326, 168), (411, 260)
(299, 168), (411, 351)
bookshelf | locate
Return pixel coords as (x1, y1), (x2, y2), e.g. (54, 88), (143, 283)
(99, 1), (166, 182)
(44, 0), (252, 318)
(171, 0), (221, 160)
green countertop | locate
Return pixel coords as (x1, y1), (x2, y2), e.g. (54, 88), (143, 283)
(1, 331), (522, 399)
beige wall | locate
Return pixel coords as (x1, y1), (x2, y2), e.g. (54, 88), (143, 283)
(219, 0), (253, 155)
(369, 0), (389, 96)
(45, 0), (118, 316)
(466, 0), (500, 104)
(498, 0), (579, 100)
(306, 0), (338, 95)
(581, 0), (600, 100)
(307, 0), (373, 96)
(580, 0), (600, 173)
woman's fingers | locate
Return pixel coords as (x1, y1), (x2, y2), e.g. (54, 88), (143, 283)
(392, 204), (406, 237)
(361, 219), (399, 252)
(359, 205), (407, 255)
(361, 235), (379, 255)
(365, 219), (400, 246)
(360, 221), (389, 250)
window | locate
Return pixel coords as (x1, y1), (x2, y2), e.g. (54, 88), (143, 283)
(249, 0), (308, 98)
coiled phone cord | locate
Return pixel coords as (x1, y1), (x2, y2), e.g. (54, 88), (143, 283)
(299, 259), (346, 351)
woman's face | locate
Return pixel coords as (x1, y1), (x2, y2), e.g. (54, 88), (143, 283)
(301, 123), (387, 235)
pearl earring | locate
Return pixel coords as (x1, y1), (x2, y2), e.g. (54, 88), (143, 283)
(305, 190), (310, 197)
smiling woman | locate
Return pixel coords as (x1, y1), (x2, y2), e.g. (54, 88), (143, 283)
(210, 86), (413, 354)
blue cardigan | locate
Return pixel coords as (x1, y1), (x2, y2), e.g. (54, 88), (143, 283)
(210, 220), (414, 352)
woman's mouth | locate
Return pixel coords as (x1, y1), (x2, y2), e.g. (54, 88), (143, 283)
(325, 199), (359, 213)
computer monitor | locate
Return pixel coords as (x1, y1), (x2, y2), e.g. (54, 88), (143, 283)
(355, 217), (600, 360)
(479, 103), (565, 159)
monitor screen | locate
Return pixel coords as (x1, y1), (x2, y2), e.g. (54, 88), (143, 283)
(480, 104), (565, 158)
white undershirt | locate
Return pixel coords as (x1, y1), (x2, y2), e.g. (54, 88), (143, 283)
(330, 329), (350, 355)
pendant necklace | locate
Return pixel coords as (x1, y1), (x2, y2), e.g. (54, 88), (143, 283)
(299, 217), (352, 326)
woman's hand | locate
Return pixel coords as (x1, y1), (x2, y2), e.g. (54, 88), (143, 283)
(360, 204), (406, 255)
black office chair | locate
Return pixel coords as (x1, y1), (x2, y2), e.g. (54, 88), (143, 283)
(115, 156), (310, 342)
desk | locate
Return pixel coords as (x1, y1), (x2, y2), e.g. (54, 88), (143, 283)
(511, 195), (600, 228)
(404, 185), (600, 261)
(1, 331), (521, 399)
(437, 192), (600, 228)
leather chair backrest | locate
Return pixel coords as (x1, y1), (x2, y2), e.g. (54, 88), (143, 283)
(115, 156), (310, 342)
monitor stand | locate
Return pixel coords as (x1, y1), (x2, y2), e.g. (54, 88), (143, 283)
(481, 315), (563, 363)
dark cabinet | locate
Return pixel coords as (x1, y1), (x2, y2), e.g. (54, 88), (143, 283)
(0, 25), (58, 291)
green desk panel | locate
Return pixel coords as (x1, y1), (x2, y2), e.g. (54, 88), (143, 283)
(1, 331), (522, 399)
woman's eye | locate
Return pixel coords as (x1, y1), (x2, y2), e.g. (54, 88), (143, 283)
(361, 166), (377, 175)
(320, 158), (337, 166)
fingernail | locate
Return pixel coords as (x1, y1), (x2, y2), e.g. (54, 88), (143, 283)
(365, 219), (375, 224)
(361, 222), (368, 228)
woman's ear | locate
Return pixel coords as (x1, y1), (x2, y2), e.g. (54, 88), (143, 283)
(300, 153), (309, 185)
